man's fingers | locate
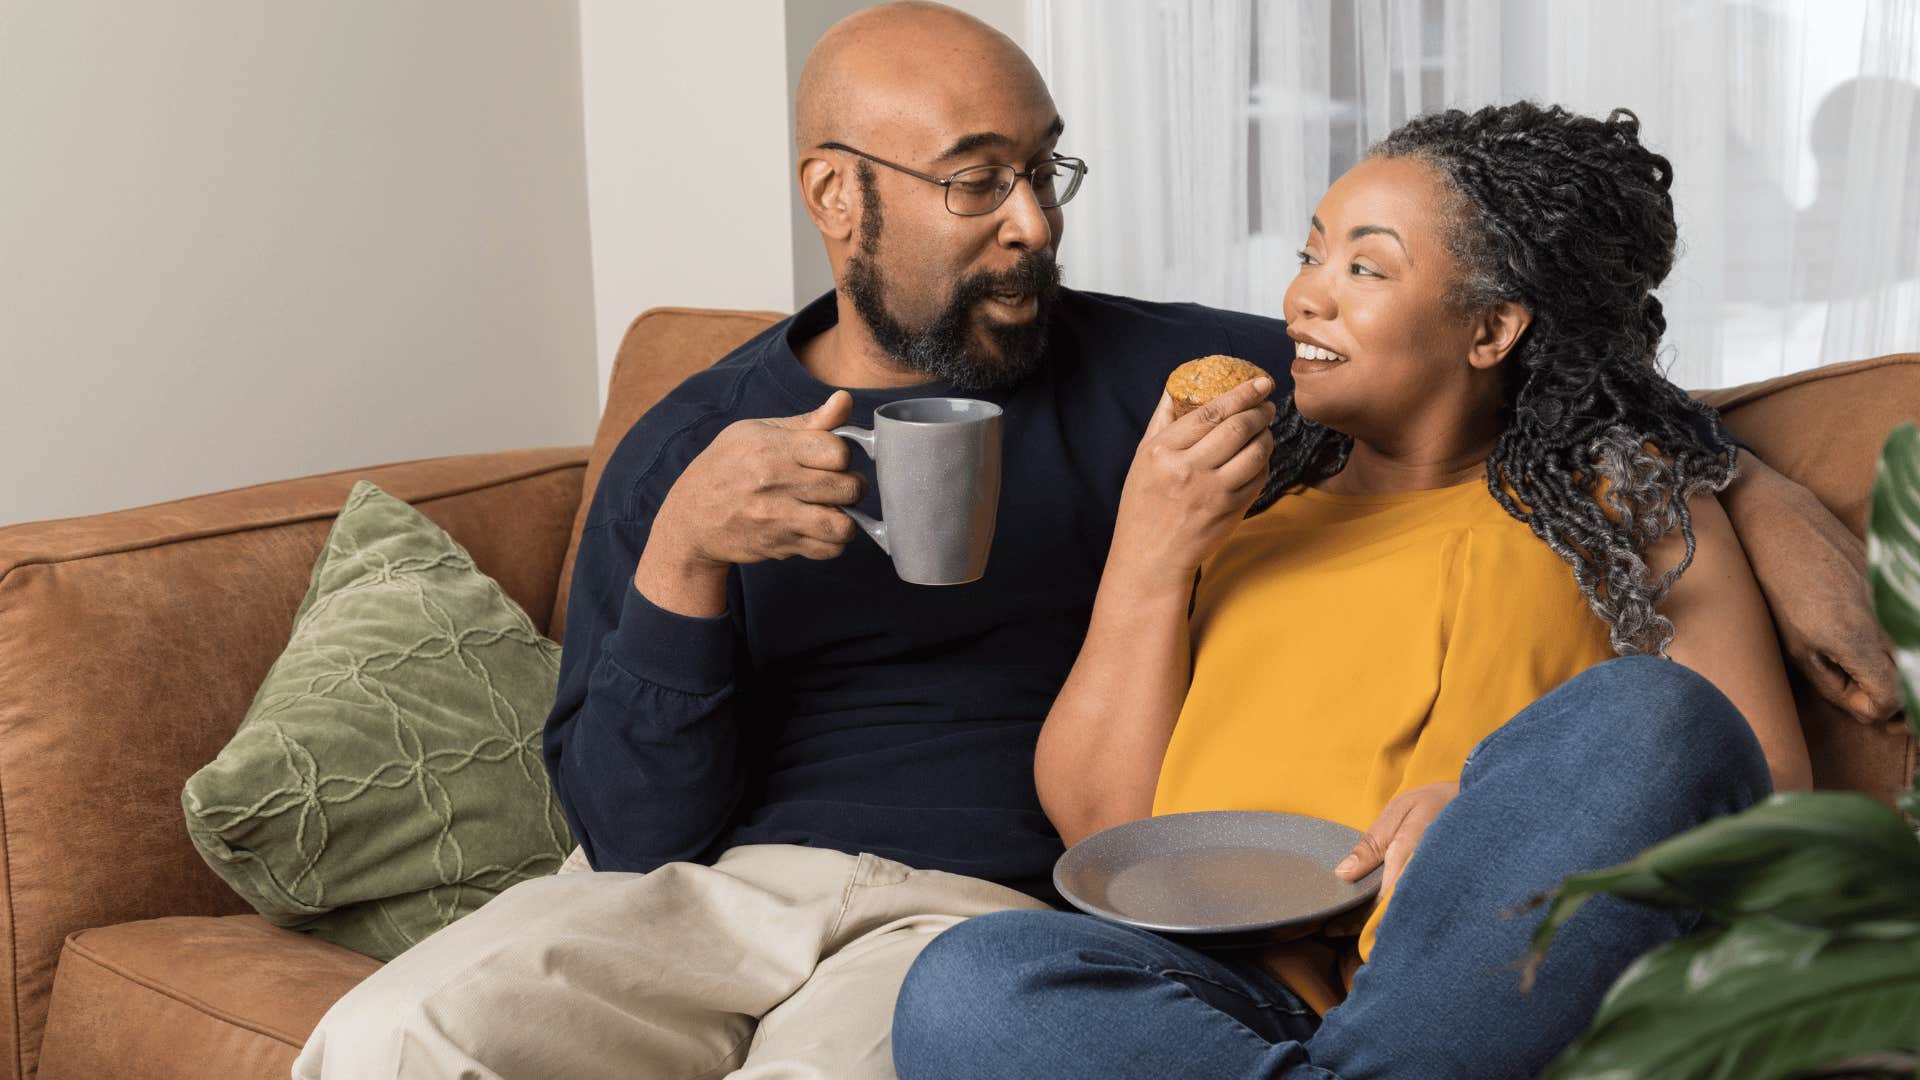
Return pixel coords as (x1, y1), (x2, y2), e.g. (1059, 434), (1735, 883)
(787, 466), (865, 506)
(792, 505), (860, 546)
(1841, 647), (1903, 723)
(786, 536), (850, 561)
(1805, 646), (1900, 725)
(791, 429), (854, 472)
(1164, 377), (1274, 449)
(768, 390), (854, 431)
(1800, 650), (1851, 707)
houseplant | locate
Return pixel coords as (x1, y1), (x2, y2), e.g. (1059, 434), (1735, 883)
(1526, 424), (1920, 1080)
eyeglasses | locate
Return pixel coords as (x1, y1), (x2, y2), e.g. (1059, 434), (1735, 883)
(818, 142), (1088, 216)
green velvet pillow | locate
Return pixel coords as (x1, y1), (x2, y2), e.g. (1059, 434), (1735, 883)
(183, 480), (573, 961)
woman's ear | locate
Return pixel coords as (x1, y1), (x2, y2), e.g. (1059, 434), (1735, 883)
(799, 153), (854, 243)
(1467, 301), (1532, 371)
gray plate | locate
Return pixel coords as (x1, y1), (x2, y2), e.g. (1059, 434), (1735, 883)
(1053, 811), (1383, 947)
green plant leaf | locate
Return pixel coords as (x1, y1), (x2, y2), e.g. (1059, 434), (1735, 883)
(1542, 917), (1920, 1080)
(1868, 421), (1920, 749)
(1523, 793), (1920, 983)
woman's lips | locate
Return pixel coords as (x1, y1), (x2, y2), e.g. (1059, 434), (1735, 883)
(1293, 342), (1348, 363)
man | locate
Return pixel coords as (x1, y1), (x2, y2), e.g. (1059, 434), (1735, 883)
(297, 4), (1897, 1077)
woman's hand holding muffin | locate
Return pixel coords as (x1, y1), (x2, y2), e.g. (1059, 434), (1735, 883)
(1109, 360), (1276, 590)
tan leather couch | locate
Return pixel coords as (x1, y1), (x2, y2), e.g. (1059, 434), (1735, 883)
(0, 306), (1914, 1079)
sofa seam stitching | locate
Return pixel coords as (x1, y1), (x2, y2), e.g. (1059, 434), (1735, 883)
(0, 456), (588, 582)
(58, 932), (305, 1049)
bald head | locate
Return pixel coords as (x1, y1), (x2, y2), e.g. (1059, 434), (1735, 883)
(791, 4), (1067, 394)
(796, 2), (1055, 158)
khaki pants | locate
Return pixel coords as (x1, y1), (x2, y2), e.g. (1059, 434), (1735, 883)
(292, 844), (1049, 1080)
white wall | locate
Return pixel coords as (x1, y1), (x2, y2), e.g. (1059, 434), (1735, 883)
(581, 0), (1028, 409)
(578, 0), (798, 413)
(0, 1), (598, 526)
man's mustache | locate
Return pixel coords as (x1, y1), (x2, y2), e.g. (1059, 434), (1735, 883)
(952, 252), (1063, 308)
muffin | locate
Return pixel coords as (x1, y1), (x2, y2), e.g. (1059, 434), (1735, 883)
(1165, 355), (1272, 418)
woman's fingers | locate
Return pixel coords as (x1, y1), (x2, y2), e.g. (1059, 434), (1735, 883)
(1376, 787), (1455, 896)
(1189, 402), (1277, 470)
(1337, 797), (1409, 882)
(1380, 807), (1432, 896)
(1220, 427), (1275, 492)
(1162, 378), (1274, 451)
(1144, 391), (1178, 441)
(1338, 783), (1456, 892)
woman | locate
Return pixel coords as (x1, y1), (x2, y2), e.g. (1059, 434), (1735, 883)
(891, 103), (1811, 1079)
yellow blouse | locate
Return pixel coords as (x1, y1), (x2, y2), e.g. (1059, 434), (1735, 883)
(1151, 477), (1616, 1015)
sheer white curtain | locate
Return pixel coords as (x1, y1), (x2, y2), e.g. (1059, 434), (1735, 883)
(1028, 0), (1920, 389)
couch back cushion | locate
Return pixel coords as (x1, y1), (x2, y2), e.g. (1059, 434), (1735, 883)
(549, 307), (784, 641)
(1698, 353), (1920, 805)
(0, 450), (583, 1080)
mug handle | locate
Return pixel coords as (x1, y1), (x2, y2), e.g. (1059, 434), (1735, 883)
(830, 425), (889, 555)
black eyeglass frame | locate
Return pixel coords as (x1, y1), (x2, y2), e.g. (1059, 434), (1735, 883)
(817, 141), (1088, 216)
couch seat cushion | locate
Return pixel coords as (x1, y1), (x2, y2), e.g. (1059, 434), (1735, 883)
(36, 915), (381, 1080)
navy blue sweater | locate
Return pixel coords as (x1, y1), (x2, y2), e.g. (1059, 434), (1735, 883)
(543, 289), (1294, 901)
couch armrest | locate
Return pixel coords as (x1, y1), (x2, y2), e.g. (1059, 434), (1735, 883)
(0, 446), (586, 1080)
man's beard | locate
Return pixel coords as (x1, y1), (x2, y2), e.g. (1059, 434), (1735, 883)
(844, 251), (1061, 392)
(841, 168), (1063, 392)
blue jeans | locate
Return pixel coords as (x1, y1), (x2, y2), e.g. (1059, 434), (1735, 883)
(891, 656), (1774, 1079)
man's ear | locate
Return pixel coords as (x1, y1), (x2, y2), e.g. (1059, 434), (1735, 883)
(1467, 301), (1531, 372)
(799, 153), (854, 242)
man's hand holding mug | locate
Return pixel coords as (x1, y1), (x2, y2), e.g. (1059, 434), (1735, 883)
(637, 391), (866, 618)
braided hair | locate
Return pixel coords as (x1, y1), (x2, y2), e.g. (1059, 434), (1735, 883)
(1251, 102), (1739, 657)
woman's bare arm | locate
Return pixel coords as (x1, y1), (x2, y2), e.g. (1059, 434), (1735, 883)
(1037, 381), (1277, 846)
(1035, 564), (1193, 847)
(1652, 491), (1813, 791)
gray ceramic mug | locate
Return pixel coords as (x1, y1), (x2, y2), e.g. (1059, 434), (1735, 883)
(830, 397), (1003, 585)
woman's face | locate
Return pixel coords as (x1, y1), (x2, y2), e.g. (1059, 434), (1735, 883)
(1281, 156), (1488, 446)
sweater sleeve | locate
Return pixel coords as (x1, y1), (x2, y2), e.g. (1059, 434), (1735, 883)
(541, 441), (748, 873)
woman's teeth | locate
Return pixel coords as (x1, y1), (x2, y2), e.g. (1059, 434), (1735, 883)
(1297, 343), (1348, 363)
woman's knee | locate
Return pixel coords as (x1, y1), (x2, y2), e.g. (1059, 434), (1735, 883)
(892, 910), (1068, 1075)
(898, 910), (1059, 1014)
(1472, 656), (1769, 796)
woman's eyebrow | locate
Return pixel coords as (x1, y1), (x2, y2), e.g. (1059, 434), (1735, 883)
(1308, 216), (1408, 258)
(1350, 224), (1408, 256)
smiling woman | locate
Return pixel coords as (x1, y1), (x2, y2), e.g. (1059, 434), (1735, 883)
(893, 100), (1810, 1080)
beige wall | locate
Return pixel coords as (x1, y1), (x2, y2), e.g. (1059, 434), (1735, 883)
(1, 1), (1032, 524)
(0, 1), (598, 526)
(581, 0), (1029, 410)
